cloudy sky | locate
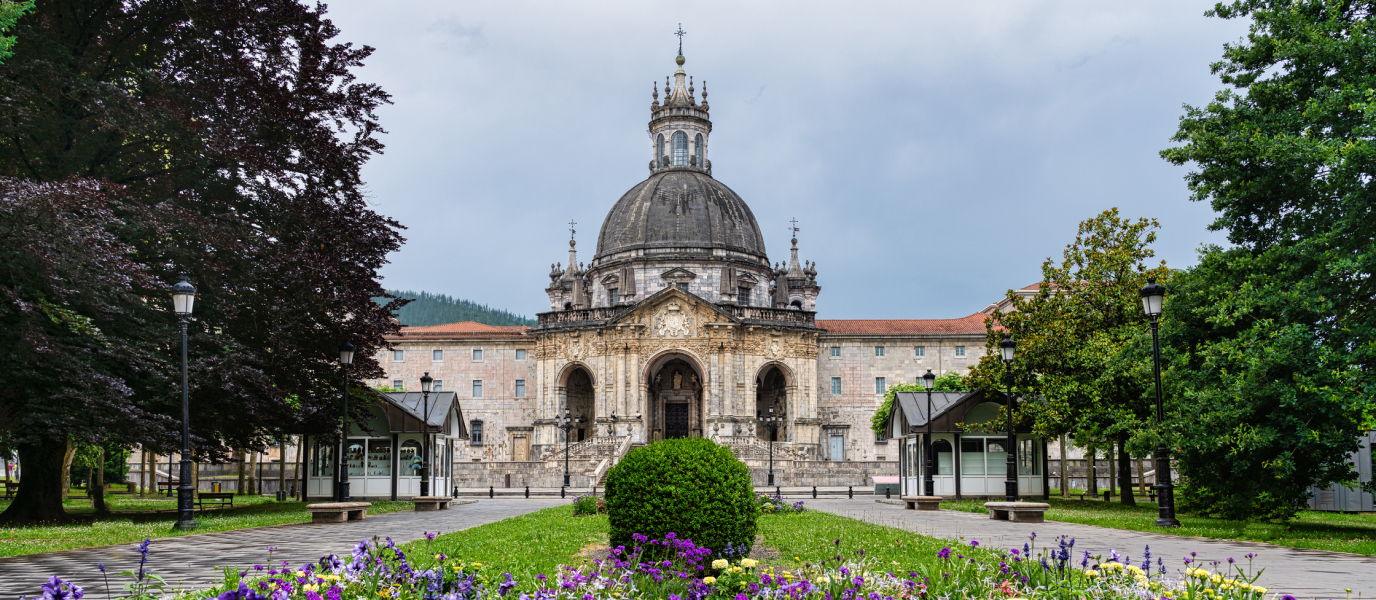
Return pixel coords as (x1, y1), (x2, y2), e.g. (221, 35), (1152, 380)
(323, 1), (1250, 320)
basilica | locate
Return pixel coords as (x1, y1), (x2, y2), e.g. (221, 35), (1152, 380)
(363, 51), (1002, 490)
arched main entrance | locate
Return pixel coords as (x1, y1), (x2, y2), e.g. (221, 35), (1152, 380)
(648, 358), (703, 440)
(756, 366), (788, 442)
(566, 368), (594, 442)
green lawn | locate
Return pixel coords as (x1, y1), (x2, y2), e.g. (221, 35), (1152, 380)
(0, 494), (413, 557)
(941, 496), (1376, 555)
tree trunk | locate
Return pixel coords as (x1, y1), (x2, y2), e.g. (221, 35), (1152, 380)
(248, 450), (258, 495)
(1136, 456), (1147, 497)
(1118, 436), (1136, 506)
(1087, 448), (1098, 496)
(191, 452), (199, 494)
(1108, 444), (1117, 498)
(93, 446), (108, 514)
(278, 436), (286, 498)
(60, 440), (75, 500)
(1058, 434), (1069, 497)
(236, 449), (246, 494)
(0, 438), (73, 524)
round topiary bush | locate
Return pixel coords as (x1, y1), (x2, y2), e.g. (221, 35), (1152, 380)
(605, 438), (757, 554)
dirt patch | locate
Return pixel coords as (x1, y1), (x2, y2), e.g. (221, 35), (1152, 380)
(748, 534), (782, 562)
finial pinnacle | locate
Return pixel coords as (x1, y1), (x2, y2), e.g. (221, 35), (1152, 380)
(568, 219), (577, 244)
(675, 23), (686, 55)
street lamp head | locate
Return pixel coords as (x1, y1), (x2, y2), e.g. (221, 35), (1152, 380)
(1140, 277), (1165, 318)
(922, 369), (936, 391)
(999, 337), (1016, 363)
(170, 277), (196, 317)
(420, 372), (433, 393)
(338, 341), (355, 365)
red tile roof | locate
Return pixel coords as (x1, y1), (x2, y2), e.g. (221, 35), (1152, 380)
(389, 321), (531, 340)
(816, 313), (989, 336)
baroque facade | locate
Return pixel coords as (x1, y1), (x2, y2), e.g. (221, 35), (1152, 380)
(370, 51), (1002, 487)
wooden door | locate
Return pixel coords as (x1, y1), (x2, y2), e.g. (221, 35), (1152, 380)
(513, 434), (530, 462)
(665, 404), (690, 439)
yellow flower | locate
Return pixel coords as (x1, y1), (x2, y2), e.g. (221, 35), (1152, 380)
(1210, 574), (1222, 584)
(1085, 570), (1100, 578)
(1127, 565), (1145, 576)
(741, 559), (758, 568)
(1254, 586), (1268, 594)
(712, 559), (729, 569)
(730, 567), (742, 574)
(473, 563), (483, 567)
(702, 577), (717, 584)
(304, 585), (318, 592)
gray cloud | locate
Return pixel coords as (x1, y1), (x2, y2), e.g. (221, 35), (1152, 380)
(325, 0), (1248, 320)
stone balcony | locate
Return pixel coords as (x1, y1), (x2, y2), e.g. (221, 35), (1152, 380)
(536, 304), (816, 330)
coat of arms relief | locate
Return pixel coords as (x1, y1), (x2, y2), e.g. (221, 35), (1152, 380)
(653, 301), (695, 338)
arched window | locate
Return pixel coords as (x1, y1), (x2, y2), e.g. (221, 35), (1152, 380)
(694, 133), (703, 167)
(656, 134), (665, 167)
(672, 131), (689, 166)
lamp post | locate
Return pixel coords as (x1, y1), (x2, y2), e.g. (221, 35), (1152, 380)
(420, 372), (433, 497)
(170, 277), (198, 531)
(1000, 337), (1018, 502)
(1140, 277), (1180, 527)
(337, 341), (354, 502)
(607, 412), (618, 467)
(922, 369), (936, 497)
(757, 405), (781, 486)
(557, 408), (581, 487)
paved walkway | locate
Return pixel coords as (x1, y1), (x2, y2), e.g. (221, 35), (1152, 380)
(810, 499), (1376, 598)
(0, 499), (566, 598)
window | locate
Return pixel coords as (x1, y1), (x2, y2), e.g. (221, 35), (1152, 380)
(738, 287), (751, 306)
(830, 346), (840, 357)
(672, 131), (689, 166)
(694, 133), (703, 166)
(399, 440), (422, 473)
(609, 288), (619, 305)
(955, 346), (966, 357)
(472, 380), (483, 398)
(875, 429), (886, 443)
(875, 346), (885, 357)
(875, 377), (886, 394)
(393, 350), (404, 361)
(961, 439), (986, 475)
(914, 346), (925, 357)
(392, 379), (404, 390)
(469, 422), (484, 446)
(1018, 439), (1041, 475)
(656, 134), (665, 166)
(432, 380), (443, 393)
(933, 439), (954, 475)
(516, 349), (527, 360)
(472, 349), (483, 361)
(515, 379), (526, 398)
(831, 377), (842, 395)
(432, 349), (443, 361)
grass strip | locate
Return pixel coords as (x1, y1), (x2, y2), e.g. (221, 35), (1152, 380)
(940, 497), (1376, 555)
(403, 505), (609, 580)
(0, 499), (413, 557)
(757, 510), (966, 568)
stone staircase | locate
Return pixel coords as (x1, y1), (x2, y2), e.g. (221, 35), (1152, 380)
(714, 435), (810, 461)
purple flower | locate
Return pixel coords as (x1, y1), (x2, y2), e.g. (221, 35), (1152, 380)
(41, 576), (83, 600)
(96, 562), (105, 574)
(969, 540), (979, 547)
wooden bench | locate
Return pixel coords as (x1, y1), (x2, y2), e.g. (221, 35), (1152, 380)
(1, 481), (16, 499)
(157, 481), (180, 493)
(410, 496), (452, 511)
(901, 495), (943, 511)
(983, 501), (1050, 523)
(306, 502), (371, 523)
(196, 492), (235, 510)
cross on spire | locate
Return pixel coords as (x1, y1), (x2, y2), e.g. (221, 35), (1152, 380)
(789, 218), (800, 236)
(675, 23), (686, 55)
(568, 219), (577, 240)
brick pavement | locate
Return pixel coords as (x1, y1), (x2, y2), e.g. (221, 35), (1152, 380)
(810, 498), (1376, 598)
(0, 499), (565, 598)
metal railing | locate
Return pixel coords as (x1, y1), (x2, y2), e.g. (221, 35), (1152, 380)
(537, 304), (815, 327)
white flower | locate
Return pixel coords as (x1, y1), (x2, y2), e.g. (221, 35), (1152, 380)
(702, 577), (717, 584)
(740, 559), (758, 568)
(712, 559), (729, 569)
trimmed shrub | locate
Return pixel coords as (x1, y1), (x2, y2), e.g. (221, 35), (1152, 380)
(605, 438), (757, 554)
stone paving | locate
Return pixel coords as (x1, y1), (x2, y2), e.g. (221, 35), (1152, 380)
(0, 499), (565, 598)
(810, 499), (1376, 598)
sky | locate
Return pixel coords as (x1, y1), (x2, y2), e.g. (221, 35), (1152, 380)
(322, 0), (1252, 320)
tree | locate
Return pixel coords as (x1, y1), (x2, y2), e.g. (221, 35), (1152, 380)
(870, 372), (967, 436)
(967, 209), (1168, 506)
(0, 0), (404, 523)
(1159, 0), (1376, 520)
(0, 1), (31, 63)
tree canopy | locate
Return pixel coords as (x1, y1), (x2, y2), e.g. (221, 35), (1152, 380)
(870, 371), (968, 436)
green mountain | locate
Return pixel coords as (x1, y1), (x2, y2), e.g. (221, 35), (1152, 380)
(382, 290), (536, 327)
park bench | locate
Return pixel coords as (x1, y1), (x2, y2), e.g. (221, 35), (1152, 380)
(196, 492), (235, 510)
(1, 480), (16, 499)
(900, 495), (943, 511)
(983, 501), (1050, 523)
(157, 481), (180, 493)
(306, 502), (371, 523)
(410, 496), (452, 511)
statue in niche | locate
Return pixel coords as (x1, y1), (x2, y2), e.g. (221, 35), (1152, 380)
(673, 371), (682, 390)
(690, 373), (698, 388)
(655, 373), (662, 387)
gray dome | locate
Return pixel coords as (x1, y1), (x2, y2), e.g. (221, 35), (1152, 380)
(595, 170), (767, 261)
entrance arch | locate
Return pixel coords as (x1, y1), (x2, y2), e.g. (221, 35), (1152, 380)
(756, 365), (789, 442)
(565, 367), (595, 442)
(647, 357), (703, 441)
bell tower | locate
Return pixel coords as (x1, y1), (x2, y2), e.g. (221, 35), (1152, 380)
(649, 28), (711, 174)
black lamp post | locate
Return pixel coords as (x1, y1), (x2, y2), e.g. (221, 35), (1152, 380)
(1000, 337), (1018, 502)
(922, 369), (936, 496)
(420, 372), (433, 497)
(337, 341), (354, 502)
(757, 405), (781, 486)
(1140, 277), (1180, 527)
(170, 277), (199, 531)
(557, 408), (581, 487)
(607, 412), (618, 467)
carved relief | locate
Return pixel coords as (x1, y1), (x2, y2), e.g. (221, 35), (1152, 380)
(654, 301), (695, 338)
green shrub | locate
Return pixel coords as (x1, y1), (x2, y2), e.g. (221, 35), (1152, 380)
(571, 494), (605, 516)
(605, 438), (757, 554)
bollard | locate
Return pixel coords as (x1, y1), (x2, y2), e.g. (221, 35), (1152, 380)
(812, 486), (817, 499)
(525, 486), (530, 499)
(452, 485), (458, 498)
(489, 485), (494, 499)
(1103, 490), (1110, 502)
(848, 486), (853, 499)
(561, 487), (566, 499)
(886, 486), (891, 499)
(775, 486), (780, 498)
(1149, 491), (1156, 503)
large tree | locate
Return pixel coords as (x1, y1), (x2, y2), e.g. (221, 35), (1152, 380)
(0, 0), (405, 523)
(968, 209), (1168, 505)
(1158, 0), (1376, 520)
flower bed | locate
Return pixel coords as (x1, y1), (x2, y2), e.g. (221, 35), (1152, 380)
(43, 529), (1285, 600)
(755, 493), (805, 515)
